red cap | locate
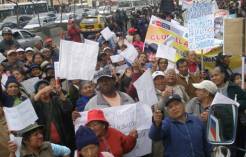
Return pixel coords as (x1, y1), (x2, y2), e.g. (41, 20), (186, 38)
(86, 109), (108, 125)
(128, 27), (137, 34)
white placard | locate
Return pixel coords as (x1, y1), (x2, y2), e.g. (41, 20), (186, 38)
(59, 40), (99, 80)
(120, 44), (138, 64)
(21, 77), (40, 95)
(100, 27), (114, 41)
(115, 64), (129, 75)
(1, 73), (8, 89)
(84, 39), (99, 46)
(133, 69), (158, 106)
(10, 134), (22, 157)
(0, 53), (6, 63)
(156, 44), (176, 62)
(211, 93), (240, 107)
(110, 54), (125, 63)
(3, 99), (38, 131)
(74, 103), (152, 157)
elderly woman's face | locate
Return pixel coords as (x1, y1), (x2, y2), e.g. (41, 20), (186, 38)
(79, 144), (99, 157)
(12, 70), (24, 82)
(7, 83), (19, 96)
(210, 68), (225, 87)
(195, 88), (209, 101)
(25, 129), (44, 149)
(87, 121), (106, 137)
(166, 69), (177, 85)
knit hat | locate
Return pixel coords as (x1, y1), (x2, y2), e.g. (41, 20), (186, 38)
(75, 126), (99, 150)
(86, 109), (109, 126)
(5, 76), (19, 88)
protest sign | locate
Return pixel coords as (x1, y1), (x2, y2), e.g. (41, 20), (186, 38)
(0, 53), (6, 63)
(223, 18), (246, 56)
(84, 39), (99, 46)
(156, 44), (177, 62)
(59, 40), (99, 80)
(101, 27), (114, 41)
(1, 73), (8, 89)
(214, 9), (229, 40)
(133, 69), (158, 106)
(115, 64), (129, 75)
(211, 93), (240, 107)
(74, 103), (153, 157)
(3, 99), (38, 131)
(54, 61), (61, 79)
(120, 44), (138, 64)
(187, 2), (215, 50)
(110, 54), (125, 63)
(21, 77), (40, 95)
(145, 15), (188, 52)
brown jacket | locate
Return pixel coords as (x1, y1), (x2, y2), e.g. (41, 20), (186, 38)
(0, 108), (10, 157)
(176, 73), (200, 99)
(20, 142), (54, 157)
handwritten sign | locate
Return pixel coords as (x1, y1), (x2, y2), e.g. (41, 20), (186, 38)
(120, 44), (138, 64)
(21, 77), (40, 95)
(3, 99), (38, 131)
(110, 54), (125, 63)
(187, 2), (215, 50)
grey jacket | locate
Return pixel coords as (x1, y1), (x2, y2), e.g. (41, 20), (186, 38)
(84, 91), (135, 111)
(186, 97), (206, 117)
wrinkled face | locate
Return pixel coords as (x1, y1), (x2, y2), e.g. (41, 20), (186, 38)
(210, 68), (225, 87)
(80, 83), (95, 97)
(195, 88), (209, 101)
(177, 61), (188, 76)
(79, 144), (99, 157)
(33, 54), (43, 65)
(167, 100), (185, 120)
(26, 129), (44, 149)
(87, 121), (106, 137)
(7, 82), (19, 96)
(98, 77), (115, 95)
(154, 75), (166, 91)
(158, 59), (168, 71)
(166, 70), (177, 85)
(12, 70), (24, 82)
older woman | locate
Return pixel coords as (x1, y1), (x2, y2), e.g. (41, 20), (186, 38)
(186, 80), (217, 122)
(76, 125), (114, 157)
(8, 123), (70, 157)
(85, 109), (137, 157)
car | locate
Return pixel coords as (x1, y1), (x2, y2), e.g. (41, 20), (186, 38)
(23, 15), (56, 32)
(98, 6), (111, 15)
(0, 29), (42, 49)
(0, 15), (33, 29)
(55, 13), (82, 24)
(80, 16), (105, 33)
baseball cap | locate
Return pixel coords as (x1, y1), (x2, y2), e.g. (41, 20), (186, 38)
(25, 47), (34, 53)
(192, 80), (217, 95)
(2, 27), (12, 34)
(16, 48), (25, 53)
(165, 94), (182, 107)
(7, 49), (16, 56)
(152, 71), (165, 80)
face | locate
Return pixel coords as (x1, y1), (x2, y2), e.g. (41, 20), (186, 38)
(154, 76), (166, 91)
(33, 54), (43, 65)
(188, 51), (197, 63)
(79, 144), (99, 157)
(98, 77), (115, 95)
(3, 33), (12, 40)
(166, 69), (177, 85)
(233, 75), (242, 87)
(12, 70), (24, 82)
(46, 69), (55, 78)
(7, 52), (18, 63)
(26, 129), (44, 149)
(31, 68), (42, 77)
(7, 83), (19, 96)
(223, 56), (230, 65)
(158, 59), (168, 71)
(138, 54), (147, 65)
(17, 52), (26, 61)
(42, 50), (51, 59)
(87, 121), (106, 137)
(38, 83), (50, 98)
(210, 68), (225, 87)
(80, 83), (95, 97)
(177, 61), (188, 76)
(26, 53), (33, 63)
(167, 100), (185, 120)
(134, 34), (141, 41)
(195, 89), (209, 101)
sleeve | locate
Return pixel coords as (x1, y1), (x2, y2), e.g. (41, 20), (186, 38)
(120, 131), (137, 154)
(149, 118), (170, 141)
(51, 143), (71, 156)
(55, 96), (73, 113)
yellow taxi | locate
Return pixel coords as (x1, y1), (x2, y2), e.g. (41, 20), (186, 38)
(80, 16), (105, 33)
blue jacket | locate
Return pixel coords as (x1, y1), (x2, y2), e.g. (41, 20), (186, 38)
(149, 114), (211, 157)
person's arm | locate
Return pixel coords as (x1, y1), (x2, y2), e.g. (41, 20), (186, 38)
(149, 109), (163, 141)
(51, 143), (70, 157)
(119, 129), (138, 154)
(8, 141), (17, 157)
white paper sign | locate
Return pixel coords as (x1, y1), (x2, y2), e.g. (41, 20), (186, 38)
(120, 44), (138, 64)
(101, 27), (114, 41)
(133, 69), (158, 106)
(0, 53), (6, 63)
(156, 44), (176, 62)
(59, 40), (99, 80)
(54, 62), (61, 79)
(21, 77), (40, 95)
(1, 73), (8, 89)
(110, 55), (125, 63)
(74, 103), (153, 157)
(211, 93), (240, 107)
(3, 99), (38, 131)
(115, 64), (129, 75)
(10, 134), (22, 157)
(84, 39), (99, 46)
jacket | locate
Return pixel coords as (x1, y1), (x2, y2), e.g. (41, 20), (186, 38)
(84, 91), (134, 111)
(20, 142), (54, 157)
(99, 127), (136, 157)
(0, 109), (9, 157)
(0, 39), (20, 54)
(149, 114), (211, 157)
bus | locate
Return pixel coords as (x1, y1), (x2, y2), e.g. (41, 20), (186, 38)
(0, 1), (49, 20)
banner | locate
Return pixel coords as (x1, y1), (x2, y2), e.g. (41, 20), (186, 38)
(74, 103), (153, 157)
(145, 15), (188, 52)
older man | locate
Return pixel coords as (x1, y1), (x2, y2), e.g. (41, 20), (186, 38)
(0, 27), (20, 54)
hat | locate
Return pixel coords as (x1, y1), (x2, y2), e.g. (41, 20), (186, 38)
(16, 48), (25, 53)
(18, 123), (43, 137)
(30, 64), (41, 70)
(165, 94), (182, 107)
(94, 66), (113, 82)
(40, 61), (50, 69)
(75, 126), (99, 150)
(86, 109), (109, 125)
(193, 80), (217, 95)
(128, 27), (137, 34)
(40, 48), (50, 54)
(44, 64), (54, 72)
(103, 47), (111, 52)
(5, 76), (19, 88)
(25, 47), (34, 53)
(152, 71), (165, 80)
(34, 80), (49, 93)
(7, 49), (16, 56)
(2, 27), (12, 34)
(44, 38), (52, 44)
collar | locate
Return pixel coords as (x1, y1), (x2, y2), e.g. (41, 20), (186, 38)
(97, 91), (124, 106)
(21, 142), (49, 156)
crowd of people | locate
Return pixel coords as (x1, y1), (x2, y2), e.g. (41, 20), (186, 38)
(0, 1), (246, 157)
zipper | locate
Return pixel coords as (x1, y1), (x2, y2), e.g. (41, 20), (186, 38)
(184, 123), (195, 157)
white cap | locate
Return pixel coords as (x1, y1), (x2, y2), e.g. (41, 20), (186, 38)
(193, 80), (217, 95)
(152, 71), (165, 80)
(16, 48), (25, 52)
(7, 49), (16, 56)
(25, 47), (34, 52)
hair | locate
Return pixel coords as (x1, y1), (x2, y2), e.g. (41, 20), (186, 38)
(32, 53), (44, 64)
(214, 66), (229, 83)
(11, 68), (26, 76)
(176, 58), (187, 69)
(230, 73), (241, 82)
(22, 128), (43, 145)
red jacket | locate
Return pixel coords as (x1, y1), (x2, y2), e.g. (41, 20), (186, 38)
(67, 27), (81, 42)
(99, 128), (136, 157)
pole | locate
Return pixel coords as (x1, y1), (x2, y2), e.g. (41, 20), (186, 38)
(242, 18), (245, 89)
(242, 56), (245, 89)
(201, 49), (204, 73)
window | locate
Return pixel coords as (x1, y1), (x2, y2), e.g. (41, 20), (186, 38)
(13, 32), (22, 40)
(20, 31), (32, 38)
